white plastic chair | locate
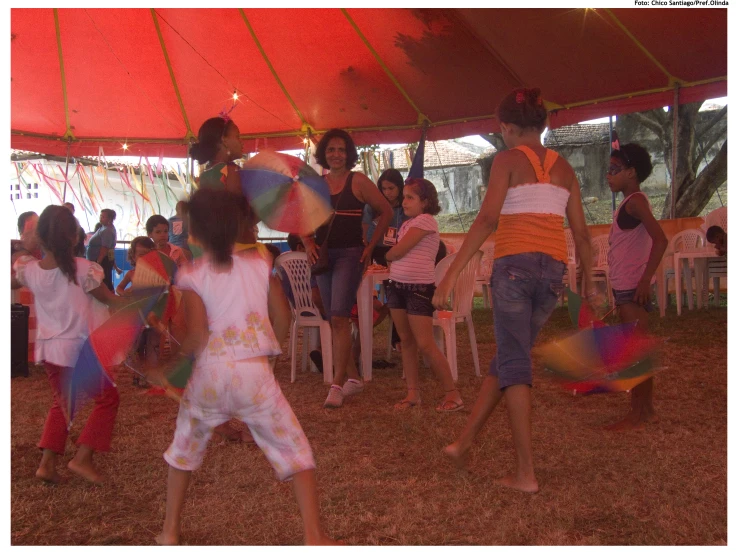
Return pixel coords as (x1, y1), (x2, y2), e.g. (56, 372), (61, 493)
(432, 250), (483, 382)
(475, 242), (495, 309)
(667, 229), (706, 315)
(589, 235), (614, 307)
(704, 206), (727, 232)
(561, 228), (579, 305)
(274, 252), (333, 384)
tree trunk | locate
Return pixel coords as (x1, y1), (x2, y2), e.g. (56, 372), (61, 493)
(675, 140), (727, 217)
(660, 103), (701, 218)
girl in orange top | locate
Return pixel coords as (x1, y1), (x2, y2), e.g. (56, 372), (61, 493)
(433, 88), (595, 493)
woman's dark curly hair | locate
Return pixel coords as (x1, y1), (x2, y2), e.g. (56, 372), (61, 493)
(314, 128), (359, 170)
(186, 188), (241, 268)
(497, 87), (548, 132)
(127, 236), (156, 266)
(189, 117), (236, 165)
(404, 178), (441, 216)
(37, 205), (79, 285)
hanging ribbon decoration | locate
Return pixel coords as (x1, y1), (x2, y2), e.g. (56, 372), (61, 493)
(87, 162), (108, 204)
(146, 156), (178, 209)
(32, 163), (64, 203)
(76, 164), (100, 213)
(50, 164), (85, 208)
(117, 167), (142, 225)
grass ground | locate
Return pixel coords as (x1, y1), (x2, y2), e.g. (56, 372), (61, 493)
(436, 185), (727, 232)
(11, 301), (726, 545)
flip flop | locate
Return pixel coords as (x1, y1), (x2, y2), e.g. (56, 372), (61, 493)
(394, 398), (421, 411)
(435, 399), (465, 413)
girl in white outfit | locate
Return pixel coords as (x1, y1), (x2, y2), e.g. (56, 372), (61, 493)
(156, 188), (336, 546)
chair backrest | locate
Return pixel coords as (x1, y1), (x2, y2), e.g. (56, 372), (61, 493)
(591, 234), (609, 267)
(479, 242), (496, 277)
(274, 251), (321, 318)
(435, 250), (483, 316)
(669, 229), (706, 254)
(704, 206), (727, 233)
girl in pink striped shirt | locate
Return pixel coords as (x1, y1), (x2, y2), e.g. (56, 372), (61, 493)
(385, 178), (463, 412)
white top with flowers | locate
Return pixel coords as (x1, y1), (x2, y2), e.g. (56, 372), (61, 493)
(176, 251), (281, 366)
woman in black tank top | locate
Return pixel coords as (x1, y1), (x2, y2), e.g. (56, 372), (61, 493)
(301, 129), (392, 408)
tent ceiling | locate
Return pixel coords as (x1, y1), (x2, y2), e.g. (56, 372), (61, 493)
(10, 8), (727, 157)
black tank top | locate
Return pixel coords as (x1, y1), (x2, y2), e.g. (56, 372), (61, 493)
(315, 172), (365, 248)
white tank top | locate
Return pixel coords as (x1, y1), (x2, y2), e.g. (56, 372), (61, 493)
(607, 192), (653, 290)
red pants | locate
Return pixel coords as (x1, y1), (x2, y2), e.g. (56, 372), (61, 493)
(38, 362), (119, 455)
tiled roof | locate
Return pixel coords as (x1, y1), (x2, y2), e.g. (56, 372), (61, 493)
(544, 123), (611, 147)
(376, 140), (495, 171)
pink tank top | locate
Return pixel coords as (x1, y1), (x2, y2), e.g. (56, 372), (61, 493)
(607, 192), (653, 290)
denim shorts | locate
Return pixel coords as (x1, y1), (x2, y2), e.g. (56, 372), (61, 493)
(386, 281), (435, 317)
(315, 247), (364, 319)
(612, 288), (654, 312)
(489, 252), (565, 389)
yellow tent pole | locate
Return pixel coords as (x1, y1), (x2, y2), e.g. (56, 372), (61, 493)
(150, 9), (196, 142)
(341, 8), (429, 125)
(239, 8), (309, 130)
(603, 8), (682, 85)
(53, 9), (75, 142)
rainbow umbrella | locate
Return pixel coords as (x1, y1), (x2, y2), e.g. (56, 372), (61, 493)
(133, 250), (179, 323)
(541, 322), (660, 395)
(240, 151), (332, 235)
(62, 288), (165, 427)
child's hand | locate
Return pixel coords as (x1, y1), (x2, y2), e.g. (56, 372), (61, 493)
(633, 279), (651, 307)
(432, 275), (454, 310)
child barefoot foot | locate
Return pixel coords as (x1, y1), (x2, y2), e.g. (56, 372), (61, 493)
(442, 442), (469, 471)
(305, 534), (343, 545)
(604, 411), (645, 432)
(35, 467), (64, 484)
(155, 532), (179, 545)
(67, 458), (104, 484)
(494, 474), (539, 494)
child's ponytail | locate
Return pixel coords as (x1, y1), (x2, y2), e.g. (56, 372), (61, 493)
(37, 205), (79, 285)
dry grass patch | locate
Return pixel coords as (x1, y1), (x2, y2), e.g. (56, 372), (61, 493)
(11, 304), (726, 545)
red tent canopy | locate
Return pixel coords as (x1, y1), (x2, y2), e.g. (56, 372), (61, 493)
(11, 8), (727, 157)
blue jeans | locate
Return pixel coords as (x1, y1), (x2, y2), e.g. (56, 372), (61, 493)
(489, 253), (565, 389)
(315, 247), (364, 319)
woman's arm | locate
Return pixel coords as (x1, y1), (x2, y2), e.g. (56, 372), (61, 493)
(385, 227), (433, 262)
(96, 246), (109, 265)
(432, 152), (510, 309)
(626, 195), (668, 306)
(354, 174), (392, 266)
(268, 274), (292, 345)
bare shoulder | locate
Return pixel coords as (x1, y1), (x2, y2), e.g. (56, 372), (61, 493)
(625, 193), (652, 216)
(493, 149), (522, 166)
(550, 154), (577, 188)
(352, 171), (375, 188)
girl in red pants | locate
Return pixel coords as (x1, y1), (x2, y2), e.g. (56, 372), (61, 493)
(12, 205), (123, 484)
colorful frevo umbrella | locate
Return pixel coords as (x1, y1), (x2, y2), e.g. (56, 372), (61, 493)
(543, 288), (660, 395)
(133, 250), (179, 324)
(541, 322), (660, 395)
(62, 288), (165, 428)
(240, 150), (332, 235)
